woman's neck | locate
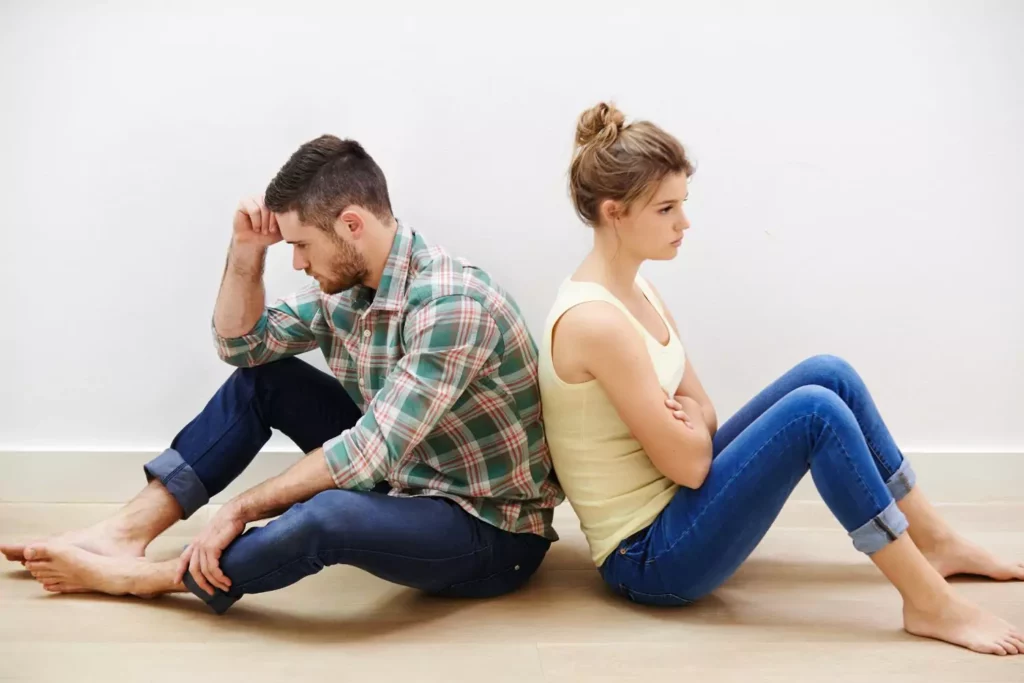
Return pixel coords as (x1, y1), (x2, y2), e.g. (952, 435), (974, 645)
(575, 230), (643, 298)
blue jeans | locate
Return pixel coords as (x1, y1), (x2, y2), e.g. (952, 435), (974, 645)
(143, 357), (551, 614)
(600, 355), (916, 607)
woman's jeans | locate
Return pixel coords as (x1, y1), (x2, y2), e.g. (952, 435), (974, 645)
(143, 357), (551, 614)
(600, 355), (916, 606)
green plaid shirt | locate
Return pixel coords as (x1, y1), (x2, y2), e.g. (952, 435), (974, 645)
(214, 223), (562, 540)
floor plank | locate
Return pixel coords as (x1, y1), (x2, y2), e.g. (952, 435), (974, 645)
(1, 503), (1022, 681)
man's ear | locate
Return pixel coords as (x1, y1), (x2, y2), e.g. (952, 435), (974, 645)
(336, 208), (365, 239)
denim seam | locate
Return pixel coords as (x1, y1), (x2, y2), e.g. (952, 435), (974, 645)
(229, 543), (496, 594)
(812, 411), (889, 518)
(809, 379), (893, 480)
(637, 413), (812, 566)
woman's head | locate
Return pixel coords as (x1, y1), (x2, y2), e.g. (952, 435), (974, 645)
(569, 102), (694, 261)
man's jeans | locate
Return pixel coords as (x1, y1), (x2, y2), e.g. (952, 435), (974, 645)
(144, 357), (550, 614)
(601, 355), (916, 606)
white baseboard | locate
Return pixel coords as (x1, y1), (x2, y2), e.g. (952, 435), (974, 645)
(0, 450), (1021, 505)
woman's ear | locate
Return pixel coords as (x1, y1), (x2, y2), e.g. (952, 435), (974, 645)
(599, 199), (624, 226)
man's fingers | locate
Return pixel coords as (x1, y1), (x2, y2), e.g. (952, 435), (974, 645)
(174, 546), (192, 584)
(259, 203), (270, 236)
(208, 549), (231, 592)
(269, 212), (279, 234)
(191, 546), (214, 596)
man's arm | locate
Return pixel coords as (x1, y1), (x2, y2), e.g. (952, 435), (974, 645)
(213, 196), (320, 367)
(228, 447), (334, 524)
(180, 295), (501, 594)
(323, 295), (502, 491)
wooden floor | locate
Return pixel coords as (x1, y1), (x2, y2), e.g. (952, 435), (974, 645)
(1, 501), (1022, 682)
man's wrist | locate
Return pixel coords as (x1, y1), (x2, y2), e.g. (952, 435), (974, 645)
(228, 239), (267, 278)
(223, 497), (253, 524)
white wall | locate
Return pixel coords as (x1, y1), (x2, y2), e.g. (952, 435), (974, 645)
(2, 0), (1022, 454)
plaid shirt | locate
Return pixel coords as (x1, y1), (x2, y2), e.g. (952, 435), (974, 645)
(214, 223), (562, 540)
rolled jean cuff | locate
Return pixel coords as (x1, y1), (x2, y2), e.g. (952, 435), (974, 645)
(850, 500), (908, 555)
(885, 458), (916, 502)
(182, 571), (239, 615)
(143, 448), (209, 520)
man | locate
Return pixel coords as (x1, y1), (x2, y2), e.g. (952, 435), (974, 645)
(2, 135), (563, 613)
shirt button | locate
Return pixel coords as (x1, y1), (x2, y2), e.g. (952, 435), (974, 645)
(358, 378), (365, 387)
(363, 329), (371, 338)
(514, 565), (520, 571)
(620, 548), (626, 555)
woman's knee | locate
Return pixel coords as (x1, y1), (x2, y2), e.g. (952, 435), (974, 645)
(798, 354), (860, 384)
(781, 384), (855, 423)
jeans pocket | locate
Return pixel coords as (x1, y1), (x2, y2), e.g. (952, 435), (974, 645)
(617, 583), (692, 607)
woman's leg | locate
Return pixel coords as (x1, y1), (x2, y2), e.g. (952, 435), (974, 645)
(601, 385), (1022, 655)
(713, 354), (1022, 580)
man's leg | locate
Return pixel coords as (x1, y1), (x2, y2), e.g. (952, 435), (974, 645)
(24, 487), (551, 609)
(184, 488), (551, 614)
(3, 357), (360, 563)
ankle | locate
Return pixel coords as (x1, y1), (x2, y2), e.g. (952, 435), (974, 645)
(910, 528), (956, 554)
(902, 581), (956, 615)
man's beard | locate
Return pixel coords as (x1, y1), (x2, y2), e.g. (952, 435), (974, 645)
(313, 234), (369, 295)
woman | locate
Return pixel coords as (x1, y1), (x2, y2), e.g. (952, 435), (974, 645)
(539, 102), (1024, 655)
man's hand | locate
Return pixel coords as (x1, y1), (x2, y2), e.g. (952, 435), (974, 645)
(233, 196), (282, 249)
(175, 504), (246, 595)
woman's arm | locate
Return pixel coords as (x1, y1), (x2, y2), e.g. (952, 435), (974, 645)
(644, 281), (718, 436)
(553, 302), (713, 489)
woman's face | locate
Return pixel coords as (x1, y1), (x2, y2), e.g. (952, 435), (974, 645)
(602, 172), (691, 262)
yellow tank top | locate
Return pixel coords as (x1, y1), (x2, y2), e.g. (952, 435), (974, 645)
(539, 275), (686, 566)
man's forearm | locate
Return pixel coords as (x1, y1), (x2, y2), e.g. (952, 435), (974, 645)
(214, 239), (268, 339)
(229, 448), (336, 524)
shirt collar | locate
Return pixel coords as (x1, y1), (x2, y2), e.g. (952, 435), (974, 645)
(352, 220), (414, 313)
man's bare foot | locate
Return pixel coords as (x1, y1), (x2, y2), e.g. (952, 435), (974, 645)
(23, 544), (182, 597)
(1, 521), (148, 565)
(922, 534), (1024, 581)
(904, 592), (1024, 655)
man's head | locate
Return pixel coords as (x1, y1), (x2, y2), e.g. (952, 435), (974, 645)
(265, 135), (395, 294)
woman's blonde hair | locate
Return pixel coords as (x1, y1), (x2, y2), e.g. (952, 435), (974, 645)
(569, 102), (694, 226)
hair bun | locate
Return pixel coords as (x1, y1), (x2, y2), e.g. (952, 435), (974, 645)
(575, 102), (626, 148)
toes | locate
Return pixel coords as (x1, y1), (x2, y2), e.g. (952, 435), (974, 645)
(30, 570), (59, 580)
(1001, 639), (1020, 655)
(23, 546), (51, 562)
(1, 546), (27, 562)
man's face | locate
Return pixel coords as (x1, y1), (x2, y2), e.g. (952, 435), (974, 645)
(275, 211), (368, 294)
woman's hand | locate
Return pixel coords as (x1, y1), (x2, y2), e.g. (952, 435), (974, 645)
(665, 395), (707, 432)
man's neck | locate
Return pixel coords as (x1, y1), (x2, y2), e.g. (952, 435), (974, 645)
(361, 220), (399, 290)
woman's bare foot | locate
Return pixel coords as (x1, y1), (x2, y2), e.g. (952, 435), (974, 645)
(904, 592), (1024, 655)
(23, 544), (183, 597)
(922, 534), (1024, 581)
(1, 520), (148, 565)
